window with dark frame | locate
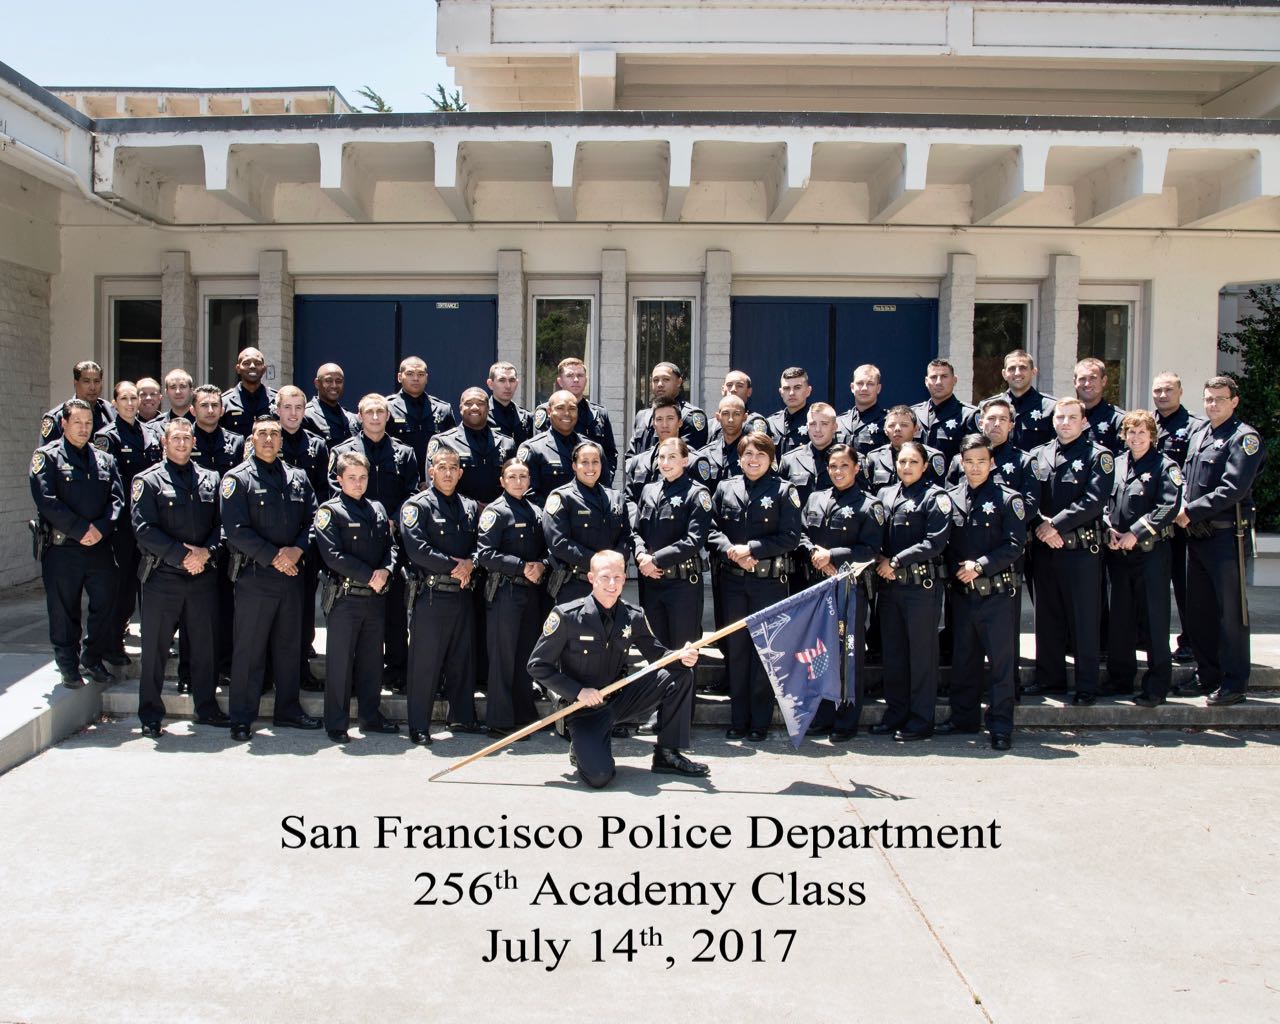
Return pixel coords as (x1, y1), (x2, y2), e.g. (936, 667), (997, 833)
(1077, 303), (1130, 407)
(533, 297), (593, 406)
(111, 298), (162, 387)
(634, 299), (693, 413)
(972, 302), (1029, 405)
(207, 298), (258, 390)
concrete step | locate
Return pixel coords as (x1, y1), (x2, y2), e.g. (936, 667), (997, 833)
(99, 682), (1280, 731)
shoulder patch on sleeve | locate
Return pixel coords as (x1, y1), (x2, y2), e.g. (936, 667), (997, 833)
(131, 477), (145, 503)
(401, 503), (419, 529)
(314, 507), (332, 530)
(30, 451), (45, 474)
(1242, 433), (1260, 457)
(936, 493), (952, 515)
(479, 508), (498, 532)
(691, 411), (706, 432)
(533, 408), (548, 430)
(545, 492), (563, 515)
(872, 502), (885, 525)
(1100, 452), (1115, 474)
(1169, 465), (1184, 487)
(1011, 496), (1026, 521)
(698, 490), (713, 512)
(542, 610), (561, 637)
(328, 449), (337, 471)
(244, 440), (255, 460)
(93, 436), (110, 452)
(788, 486), (801, 508)
(40, 417), (54, 439)
(427, 438), (440, 459)
(518, 443), (532, 464)
(697, 459), (710, 482)
(220, 476), (237, 499)
(931, 454), (946, 477)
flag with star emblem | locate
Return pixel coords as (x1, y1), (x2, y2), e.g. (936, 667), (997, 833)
(745, 572), (863, 748)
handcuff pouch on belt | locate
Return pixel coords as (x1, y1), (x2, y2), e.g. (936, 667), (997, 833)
(660, 558), (702, 584)
(898, 561), (939, 589)
(960, 569), (1017, 596)
(1060, 522), (1101, 554)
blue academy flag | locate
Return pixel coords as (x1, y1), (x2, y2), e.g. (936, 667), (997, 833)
(745, 573), (861, 748)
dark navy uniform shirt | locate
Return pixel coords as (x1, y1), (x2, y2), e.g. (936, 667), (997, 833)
(944, 477), (1026, 576)
(302, 397), (359, 446)
(779, 442), (837, 507)
(911, 394), (979, 465)
(219, 383), (278, 438)
(945, 441), (1041, 521)
(1029, 434), (1115, 533)
(313, 494), (396, 583)
(30, 439), (124, 542)
(476, 493), (547, 578)
(220, 456), (316, 567)
(708, 409), (769, 444)
(487, 400), (534, 446)
(800, 484), (884, 567)
(861, 442), (947, 496)
(39, 398), (115, 446)
(1182, 415), (1265, 526)
(627, 400), (709, 458)
(708, 472), (803, 561)
(385, 390), (456, 468)
(977, 388), (1057, 452)
(765, 406), (811, 458)
(429, 425), (516, 505)
(1155, 405), (1205, 468)
(543, 480), (631, 573)
(836, 403), (887, 456)
(697, 435), (746, 487)
(266, 428), (330, 504)
(632, 474), (712, 570)
(879, 479), (952, 567)
(517, 430), (580, 505)
(130, 459), (222, 571)
(533, 400), (618, 483)
(328, 433), (420, 518)
(400, 487), (478, 574)
(93, 417), (161, 496)
(1082, 400), (1127, 456)
(191, 426), (245, 476)
(624, 444), (713, 504)
(528, 596), (670, 701)
(1105, 448), (1183, 540)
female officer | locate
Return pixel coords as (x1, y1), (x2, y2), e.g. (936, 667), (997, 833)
(633, 436), (713, 649)
(542, 441), (631, 604)
(799, 443), (884, 742)
(873, 440), (952, 742)
(476, 458), (548, 736)
(709, 430), (803, 741)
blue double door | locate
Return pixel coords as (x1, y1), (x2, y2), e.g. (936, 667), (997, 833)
(294, 295), (497, 411)
(730, 297), (938, 411)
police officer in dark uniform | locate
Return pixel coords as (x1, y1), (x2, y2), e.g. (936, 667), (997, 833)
(400, 446), (482, 742)
(135, 377), (163, 427)
(486, 361), (535, 446)
(1175, 375), (1265, 706)
(532, 357), (618, 483)
(862, 406), (947, 495)
(1024, 398), (1114, 704)
(30, 398), (125, 687)
(148, 369), (197, 439)
(698, 395), (750, 486)
(942, 435), (1027, 750)
(1074, 357), (1127, 456)
(1152, 371), (1205, 663)
(528, 551), (708, 788)
(1104, 410), (1183, 705)
(706, 370), (769, 443)
(709, 430), (803, 740)
(477, 458), (548, 736)
(519, 390), (582, 504)
(329, 393), (421, 692)
(836, 363), (888, 457)
(38, 360), (115, 445)
(799, 443), (883, 742)
(766, 366), (814, 458)
(220, 347), (278, 438)
(314, 450), (400, 743)
(130, 418), (227, 735)
(430, 388), (515, 505)
(220, 417), (321, 740)
(626, 362), (709, 457)
(870, 441), (952, 741)
(303, 362), (359, 444)
(385, 355), (457, 469)
(911, 359), (979, 466)
(779, 402), (841, 508)
(973, 349), (1056, 451)
(624, 398), (713, 503)
(544, 441), (631, 605)
(272, 385), (331, 690)
(94, 380), (162, 666)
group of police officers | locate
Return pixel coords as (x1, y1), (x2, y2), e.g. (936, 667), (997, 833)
(29, 342), (1264, 786)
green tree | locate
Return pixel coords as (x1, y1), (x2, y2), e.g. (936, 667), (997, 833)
(356, 86), (393, 113)
(1218, 284), (1280, 530)
(426, 84), (467, 112)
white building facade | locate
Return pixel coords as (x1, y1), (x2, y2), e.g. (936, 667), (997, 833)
(2, 0), (1279, 584)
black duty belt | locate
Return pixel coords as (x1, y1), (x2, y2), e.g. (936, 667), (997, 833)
(659, 559), (702, 582)
(954, 570), (1018, 596)
(498, 574), (537, 588)
(1052, 521), (1102, 553)
(49, 529), (76, 546)
(719, 555), (791, 579)
(1115, 526), (1175, 554)
(341, 579), (380, 597)
(887, 561), (941, 589)
(423, 573), (466, 592)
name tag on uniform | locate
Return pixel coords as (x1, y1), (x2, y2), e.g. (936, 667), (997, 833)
(577, 635), (594, 641)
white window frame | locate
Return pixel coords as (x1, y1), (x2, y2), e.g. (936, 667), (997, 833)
(197, 278), (259, 387)
(97, 277), (162, 384)
(527, 279), (600, 406)
(1078, 283), (1144, 409)
(628, 280), (702, 420)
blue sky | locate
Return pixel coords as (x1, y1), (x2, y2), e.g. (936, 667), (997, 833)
(3, 0), (456, 112)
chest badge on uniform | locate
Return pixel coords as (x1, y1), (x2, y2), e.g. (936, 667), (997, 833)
(698, 491), (712, 512)
(315, 507), (332, 529)
(1011, 497), (1026, 520)
(1100, 453), (1115, 474)
(221, 477), (237, 498)
(1071, 459), (1084, 472)
(621, 624), (632, 639)
(131, 477), (145, 503)
(30, 452), (45, 474)
(479, 508), (498, 532)
(1140, 472), (1151, 483)
(982, 501), (996, 514)
(669, 496), (683, 507)
(1002, 463), (1014, 475)
(546, 493), (563, 515)
(402, 504), (420, 528)
(760, 496), (774, 509)
(936, 494), (952, 514)
(1243, 434), (1260, 456)
(945, 418), (958, 430)
(542, 611), (561, 637)
(1030, 409), (1043, 420)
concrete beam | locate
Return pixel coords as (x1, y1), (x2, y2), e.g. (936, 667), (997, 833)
(664, 138), (693, 222)
(318, 141), (374, 222)
(95, 144), (171, 222)
(868, 140), (929, 223)
(202, 142), (272, 222)
(1202, 66), (1280, 119)
(767, 140), (813, 223)
(551, 139), (578, 222)
(1178, 152), (1280, 228)
(433, 139), (474, 222)
(969, 142), (1048, 225)
(578, 50), (617, 111)
(1073, 147), (1168, 227)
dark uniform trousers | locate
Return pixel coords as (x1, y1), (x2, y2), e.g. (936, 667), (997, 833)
(139, 568), (219, 724)
(950, 589), (1018, 735)
(879, 581), (942, 734)
(1033, 547), (1101, 695)
(408, 588), (476, 731)
(1106, 544), (1173, 698)
(1186, 531), (1250, 694)
(484, 581), (541, 730)
(638, 577), (703, 649)
(720, 572), (788, 732)
(571, 667), (695, 788)
(324, 592), (387, 732)
(230, 565), (307, 725)
(108, 524), (140, 655)
(44, 544), (117, 672)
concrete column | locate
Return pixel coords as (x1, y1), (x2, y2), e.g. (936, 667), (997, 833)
(160, 251), (197, 377)
(1038, 253), (1080, 398)
(257, 250), (294, 386)
(599, 249), (628, 452)
(938, 252), (976, 387)
(496, 249), (525, 384)
(702, 249), (732, 412)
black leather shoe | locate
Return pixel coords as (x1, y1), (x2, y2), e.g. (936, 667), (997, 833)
(273, 714), (323, 730)
(747, 729), (769, 742)
(195, 711), (232, 727)
(1172, 644), (1196, 664)
(1022, 682), (1067, 696)
(140, 722), (163, 738)
(327, 730), (351, 743)
(382, 670), (406, 694)
(935, 720), (980, 736)
(652, 746), (711, 777)
(449, 721), (487, 735)
(360, 720), (400, 734)
(301, 671), (325, 693)
(231, 724), (251, 741)
(1175, 676), (1212, 697)
(59, 668), (84, 689)
(1206, 688), (1245, 706)
(894, 729), (931, 742)
(79, 659), (114, 684)
(409, 730), (432, 745)
(1132, 694), (1164, 708)
(104, 651), (131, 667)
(830, 730), (857, 743)
(991, 734), (1012, 751)
(1072, 692), (1097, 706)
(868, 723), (901, 736)
(176, 677), (192, 695)
(1102, 684), (1134, 697)
(725, 728), (747, 740)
